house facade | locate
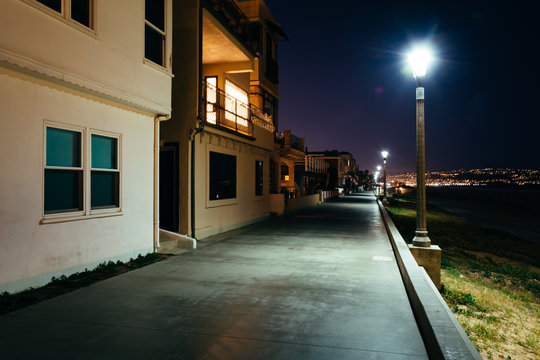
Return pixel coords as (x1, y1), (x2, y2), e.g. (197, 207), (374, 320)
(160, 0), (284, 239)
(0, 0), (172, 293)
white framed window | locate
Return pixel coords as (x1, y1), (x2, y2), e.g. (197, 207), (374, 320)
(25, 0), (95, 31)
(90, 132), (120, 211)
(145, 0), (166, 67)
(44, 124), (84, 215)
(43, 122), (121, 220)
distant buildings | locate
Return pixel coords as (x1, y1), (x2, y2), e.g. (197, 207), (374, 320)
(388, 169), (540, 187)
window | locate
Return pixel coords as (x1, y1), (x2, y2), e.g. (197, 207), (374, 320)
(44, 124), (121, 217)
(225, 79), (249, 127)
(209, 152), (236, 200)
(91, 134), (119, 209)
(206, 77), (217, 124)
(145, 0), (166, 67)
(33, 0), (94, 30)
(255, 160), (263, 196)
(44, 127), (83, 214)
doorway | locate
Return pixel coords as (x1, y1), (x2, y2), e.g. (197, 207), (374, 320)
(159, 142), (179, 232)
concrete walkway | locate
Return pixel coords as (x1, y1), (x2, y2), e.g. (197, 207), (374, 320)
(0, 192), (428, 359)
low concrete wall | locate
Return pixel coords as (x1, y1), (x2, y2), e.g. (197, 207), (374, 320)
(269, 193), (285, 215)
(286, 193), (320, 213)
(377, 200), (482, 360)
(319, 190), (339, 202)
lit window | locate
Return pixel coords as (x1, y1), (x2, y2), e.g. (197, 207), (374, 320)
(206, 77), (217, 124)
(33, 0), (94, 30)
(145, 0), (166, 67)
(255, 160), (263, 196)
(209, 152), (236, 200)
(225, 79), (249, 127)
(44, 124), (121, 217)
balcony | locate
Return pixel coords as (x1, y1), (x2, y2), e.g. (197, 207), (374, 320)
(202, 80), (275, 136)
(201, 0), (259, 56)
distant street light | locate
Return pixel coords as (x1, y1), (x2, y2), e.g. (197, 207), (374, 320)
(381, 151), (389, 205)
(408, 47), (432, 247)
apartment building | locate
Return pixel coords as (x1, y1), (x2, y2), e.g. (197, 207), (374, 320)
(160, 0), (285, 239)
(0, 0), (173, 292)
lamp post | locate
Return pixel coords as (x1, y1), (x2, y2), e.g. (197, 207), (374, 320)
(408, 48), (432, 247)
(375, 166), (381, 194)
(381, 151), (389, 205)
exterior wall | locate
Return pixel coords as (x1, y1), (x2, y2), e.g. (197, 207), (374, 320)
(194, 130), (272, 239)
(161, 0), (200, 235)
(0, 0), (173, 292)
(0, 0), (173, 113)
(165, 0), (276, 239)
(0, 71), (154, 293)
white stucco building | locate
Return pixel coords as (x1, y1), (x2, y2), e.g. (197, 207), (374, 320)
(0, 0), (172, 293)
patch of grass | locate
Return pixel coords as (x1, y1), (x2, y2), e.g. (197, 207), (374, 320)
(387, 197), (540, 360)
(0, 253), (171, 315)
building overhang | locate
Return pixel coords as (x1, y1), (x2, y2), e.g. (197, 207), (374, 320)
(202, 9), (255, 69)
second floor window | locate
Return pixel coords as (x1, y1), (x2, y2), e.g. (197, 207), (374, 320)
(145, 0), (165, 67)
(33, 0), (94, 30)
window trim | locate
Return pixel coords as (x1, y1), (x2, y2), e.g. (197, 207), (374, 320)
(144, 0), (167, 69)
(23, 0), (96, 36)
(206, 145), (238, 208)
(42, 121), (122, 221)
(89, 129), (122, 214)
(43, 122), (85, 217)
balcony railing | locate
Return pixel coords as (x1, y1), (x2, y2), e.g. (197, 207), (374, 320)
(202, 81), (275, 136)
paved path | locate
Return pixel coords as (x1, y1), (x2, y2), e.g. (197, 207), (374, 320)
(0, 192), (428, 359)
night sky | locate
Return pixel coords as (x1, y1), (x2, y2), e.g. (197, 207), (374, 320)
(264, 0), (539, 173)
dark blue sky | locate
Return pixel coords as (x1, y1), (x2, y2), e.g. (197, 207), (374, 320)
(264, 0), (539, 173)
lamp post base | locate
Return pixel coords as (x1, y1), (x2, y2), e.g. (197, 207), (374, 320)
(412, 230), (431, 247)
(408, 244), (441, 289)
(382, 197), (389, 206)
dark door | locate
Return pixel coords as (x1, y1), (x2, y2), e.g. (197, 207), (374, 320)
(159, 142), (179, 232)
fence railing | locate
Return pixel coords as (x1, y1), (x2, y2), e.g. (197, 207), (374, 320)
(202, 81), (275, 135)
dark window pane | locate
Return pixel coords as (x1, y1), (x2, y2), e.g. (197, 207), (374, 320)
(145, 24), (164, 66)
(71, 0), (91, 28)
(36, 0), (62, 13)
(44, 169), (83, 214)
(91, 171), (119, 209)
(46, 127), (81, 167)
(210, 152), (236, 200)
(92, 134), (117, 169)
(145, 0), (164, 31)
(255, 160), (263, 196)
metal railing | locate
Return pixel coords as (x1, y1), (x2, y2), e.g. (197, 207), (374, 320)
(202, 81), (275, 135)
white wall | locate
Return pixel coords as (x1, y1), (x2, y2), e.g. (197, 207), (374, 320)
(0, 70), (154, 293)
(0, 0), (172, 113)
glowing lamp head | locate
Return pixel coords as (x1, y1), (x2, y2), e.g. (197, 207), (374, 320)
(408, 48), (432, 79)
(381, 151), (388, 159)
(377, 165), (382, 171)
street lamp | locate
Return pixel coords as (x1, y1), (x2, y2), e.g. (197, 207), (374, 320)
(381, 151), (389, 204)
(408, 47), (432, 247)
